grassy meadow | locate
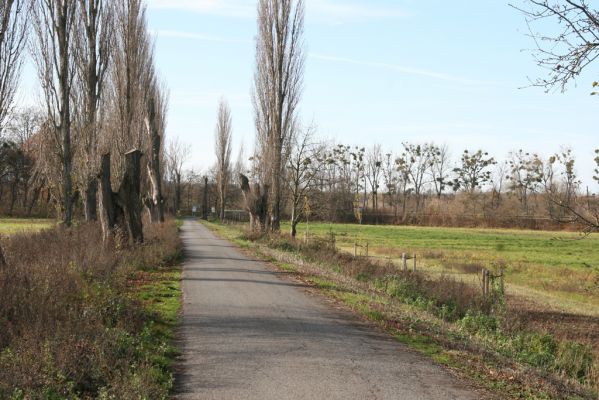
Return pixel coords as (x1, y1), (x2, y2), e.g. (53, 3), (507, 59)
(287, 222), (599, 314)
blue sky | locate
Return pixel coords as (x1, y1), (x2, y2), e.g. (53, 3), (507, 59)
(20, 1), (599, 185)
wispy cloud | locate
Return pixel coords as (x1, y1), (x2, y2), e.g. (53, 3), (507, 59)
(309, 53), (505, 86)
(152, 29), (251, 44)
(147, 0), (409, 23)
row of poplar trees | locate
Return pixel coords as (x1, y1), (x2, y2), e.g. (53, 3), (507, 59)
(0, 0), (167, 242)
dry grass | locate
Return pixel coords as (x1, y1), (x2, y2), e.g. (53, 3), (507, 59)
(0, 220), (181, 399)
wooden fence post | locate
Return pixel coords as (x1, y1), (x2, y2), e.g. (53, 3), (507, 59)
(365, 242), (369, 257)
(402, 253), (407, 271)
(354, 242), (357, 257)
(413, 253), (417, 272)
(481, 268), (487, 297)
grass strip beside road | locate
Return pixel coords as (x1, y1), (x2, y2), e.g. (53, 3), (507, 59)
(130, 266), (182, 392)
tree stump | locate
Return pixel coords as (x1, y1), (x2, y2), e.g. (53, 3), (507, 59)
(98, 150), (144, 244)
(239, 174), (269, 232)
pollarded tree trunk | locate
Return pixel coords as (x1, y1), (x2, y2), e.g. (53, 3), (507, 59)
(239, 173), (269, 232)
(84, 179), (98, 221)
(119, 149), (143, 243)
(98, 150), (143, 244)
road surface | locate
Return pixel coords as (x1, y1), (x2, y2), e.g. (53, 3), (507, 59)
(174, 220), (484, 399)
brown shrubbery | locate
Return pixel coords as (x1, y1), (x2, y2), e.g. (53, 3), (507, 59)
(0, 220), (181, 399)
(256, 232), (493, 321)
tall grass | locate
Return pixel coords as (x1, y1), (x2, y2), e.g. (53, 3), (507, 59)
(0, 220), (181, 399)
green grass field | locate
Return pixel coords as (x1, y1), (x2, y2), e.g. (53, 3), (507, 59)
(0, 218), (54, 235)
(286, 222), (599, 314)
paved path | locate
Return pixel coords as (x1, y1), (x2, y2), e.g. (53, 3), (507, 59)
(174, 220), (484, 399)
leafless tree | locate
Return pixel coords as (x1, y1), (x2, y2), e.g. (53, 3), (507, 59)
(507, 149), (543, 214)
(429, 143), (451, 199)
(397, 143), (434, 215)
(215, 98), (232, 221)
(286, 125), (321, 237)
(253, 0), (305, 232)
(512, 0), (599, 92)
(365, 144), (382, 213)
(108, 0), (152, 182)
(144, 71), (167, 223)
(72, 0), (113, 221)
(6, 107), (42, 211)
(382, 151), (400, 217)
(32, 0), (77, 226)
(514, 2), (599, 232)
(0, 0), (28, 136)
(166, 137), (189, 215)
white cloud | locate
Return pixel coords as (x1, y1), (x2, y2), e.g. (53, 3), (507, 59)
(309, 53), (506, 86)
(152, 29), (251, 44)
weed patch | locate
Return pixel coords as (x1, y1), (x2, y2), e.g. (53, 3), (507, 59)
(0, 220), (182, 399)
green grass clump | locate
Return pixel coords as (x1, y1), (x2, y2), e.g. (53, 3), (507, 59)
(0, 218), (53, 234)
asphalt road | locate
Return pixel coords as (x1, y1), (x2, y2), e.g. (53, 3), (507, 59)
(174, 220), (484, 400)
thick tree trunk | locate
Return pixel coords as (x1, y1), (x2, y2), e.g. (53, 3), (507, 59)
(58, 3), (73, 227)
(174, 172), (181, 215)
(202, 176), (208, 220)
(239, 174), (269, 232)
(270, 137), (282, 232)
(27, 186), (40, 216)
(98, 151), (143, 244)
(145, 97), (164, 223)
(219, 182), (226, 221)
(98, 153), (117, 242)
(84, 178), (98, 221)
(9, 170), (18, 216)
(119, 150), (143, 243)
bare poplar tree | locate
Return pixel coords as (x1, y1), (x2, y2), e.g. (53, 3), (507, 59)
(73, 0), (113, 221)
(32, 0), (77, 226)
(108, 0), (152, 182)
(253, 0), (305, 232)
(215, 98), (232, 221)
(0, 0), (28, 135)
(144, 71), (167, 223)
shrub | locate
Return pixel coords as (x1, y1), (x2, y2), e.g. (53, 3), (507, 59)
(0, 220), (180, 399)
